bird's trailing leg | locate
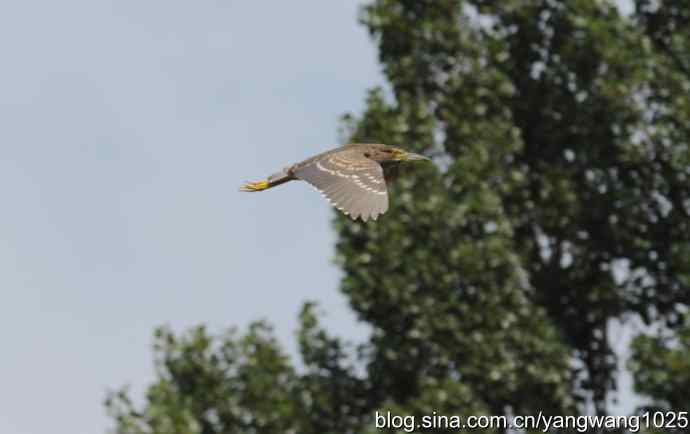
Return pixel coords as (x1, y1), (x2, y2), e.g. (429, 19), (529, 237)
(239, 180), (270, 192)
(240, 168), (294, 192)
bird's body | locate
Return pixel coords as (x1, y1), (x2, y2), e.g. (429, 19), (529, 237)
(241, 143), (429, 221)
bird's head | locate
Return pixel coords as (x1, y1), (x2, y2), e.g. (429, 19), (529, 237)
(364, 144), (431, 163)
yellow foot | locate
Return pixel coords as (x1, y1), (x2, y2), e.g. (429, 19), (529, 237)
(239, 180), (270, 192)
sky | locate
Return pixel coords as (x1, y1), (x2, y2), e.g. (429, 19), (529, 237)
(1, 1), (641, 434)
(0, 2), (379, 433)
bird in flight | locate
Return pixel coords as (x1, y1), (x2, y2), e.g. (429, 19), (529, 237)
(240, 143), (430, 221)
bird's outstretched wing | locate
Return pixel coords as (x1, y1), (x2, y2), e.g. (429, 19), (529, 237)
(293, 149), (389, 221)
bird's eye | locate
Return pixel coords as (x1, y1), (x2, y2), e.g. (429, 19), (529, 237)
(364, 153), (371, 158)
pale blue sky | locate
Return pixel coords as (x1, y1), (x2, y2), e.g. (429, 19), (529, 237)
(1, 1), (641, 434)
(1, 2), (377, 433)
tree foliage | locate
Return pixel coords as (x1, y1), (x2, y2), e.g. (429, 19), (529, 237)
(107, 305), (373, 434)
(629, 313), (690, 413)
(336, 0), (689, 418)
(108, 1), (689, 432)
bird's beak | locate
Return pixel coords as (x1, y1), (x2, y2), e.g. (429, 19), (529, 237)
(405, 152), (431, 161)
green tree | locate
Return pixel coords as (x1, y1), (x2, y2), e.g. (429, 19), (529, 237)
(108, 0), (689, 432)
(627, 312), (690, 434)
(335, 0), (689, 418)
(107, 305), (374, 434)
(626, 0), (690, 424)
(629, 313), (690, 413)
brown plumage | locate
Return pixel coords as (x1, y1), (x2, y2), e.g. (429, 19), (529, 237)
(240, 143), (430, 221)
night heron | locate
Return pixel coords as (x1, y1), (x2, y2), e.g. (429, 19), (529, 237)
(240, 143), (429, 221)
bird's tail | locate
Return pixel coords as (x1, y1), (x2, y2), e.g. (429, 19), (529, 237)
(240, 168), (293, 192)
